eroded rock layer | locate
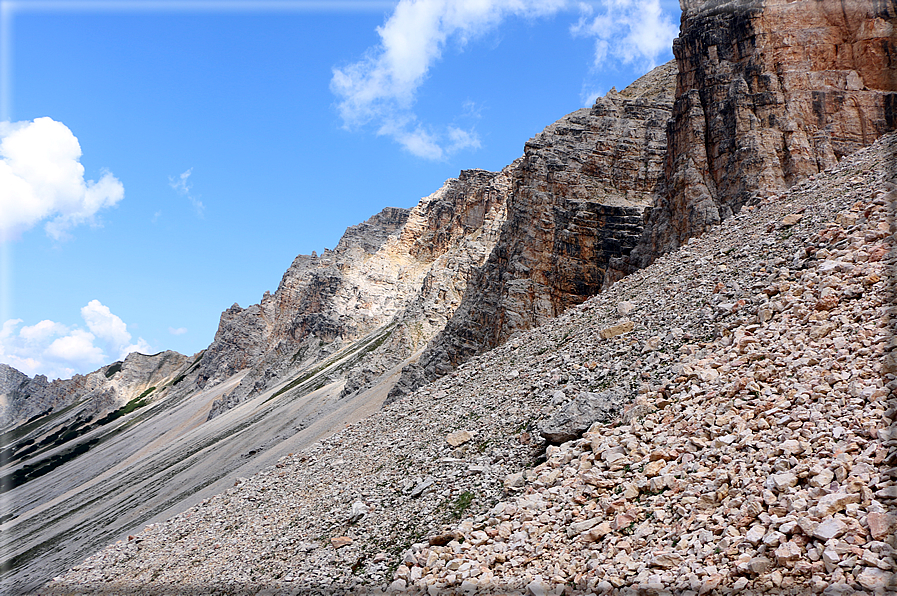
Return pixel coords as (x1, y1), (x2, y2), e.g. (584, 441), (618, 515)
(196, 167), (512, 417)
(632, 0), (897, 266)
(390, 61), (677, 397)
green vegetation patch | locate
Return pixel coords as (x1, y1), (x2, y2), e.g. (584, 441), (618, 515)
(3, 387), (156, 467)
(451, 491), (474, 519)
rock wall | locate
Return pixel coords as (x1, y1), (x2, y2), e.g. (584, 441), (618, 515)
(630, 0), (897, 266)
(200, 168), (512, 416)
(389, 62), (677, 398)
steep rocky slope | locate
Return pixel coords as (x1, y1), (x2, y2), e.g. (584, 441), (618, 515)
(397, 0), (897, 397)
(177, 61), (678, 418)
(389, 61), (677, 397)
(6, 1), (897, 592)
(192, 166), (513, 418)
(45, 130), (895, 596)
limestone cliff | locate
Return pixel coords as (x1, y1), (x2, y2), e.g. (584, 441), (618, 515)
(389, 61), (678, 398)
(628, 0), (897, 267)
(197, 168), (511, 417)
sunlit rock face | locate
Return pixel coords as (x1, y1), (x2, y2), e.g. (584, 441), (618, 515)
(196, 168), (513, 417)
(632, 0), (897, 264)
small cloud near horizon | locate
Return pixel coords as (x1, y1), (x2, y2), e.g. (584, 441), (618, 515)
(168, 327), (188, 336)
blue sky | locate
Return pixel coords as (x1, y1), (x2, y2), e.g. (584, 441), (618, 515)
(0, 0), (678, 380)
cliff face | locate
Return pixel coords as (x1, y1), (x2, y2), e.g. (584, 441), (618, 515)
(631, 0), (897, 265)
(196, 63), (677, 412)
(389, 62), (677, 396)
(197, 168), (512, 416)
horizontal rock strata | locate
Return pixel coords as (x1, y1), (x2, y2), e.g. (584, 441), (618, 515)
(389, 61), (677, 399)
(631, 0), (897, 267)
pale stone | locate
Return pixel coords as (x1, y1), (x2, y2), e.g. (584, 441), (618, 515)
(813, 517), (848, 541)
(769, 472), (798, 491)
(774, 541), (802, 565)
(617, 301), (635, 315)
(504, 472), (525, 489)
(809, 469), (835, 487)
(644, 459), (665, 477)
(568, 518), (600, 537)
(780, 213), (804, 226)
(587, 522), (613, 541)
(599, 320), (634, 339)
(447, 430), (473, 446)
(746, 525), (767, 545)
(650, 552), (684, 569)
(856, 567), (894, 591)
(750, 557), (772, 574)
(814, 491), (860, 517)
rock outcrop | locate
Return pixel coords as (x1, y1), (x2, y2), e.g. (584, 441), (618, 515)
(0, 351), (190, 431)
(389, 61), (677, 398)
(628, 0), (897, 268)
(197, 168), (512, 417)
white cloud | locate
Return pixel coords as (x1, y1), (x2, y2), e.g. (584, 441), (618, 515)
(81, 299), (132, 347)
(45, 329), (106, 368)
(119, 337), (152, 360)
(580, 86), (603, 107)
(331, 0), (564, 159)
(169, 167), (204, 216)
(0, 301), (151, 380)
(19, 319), (68, 342)
(332, 0), (677, 157)
(571, 0), (677, 70)
(0, 117), (124, 241)
(168, 327), (188, 336)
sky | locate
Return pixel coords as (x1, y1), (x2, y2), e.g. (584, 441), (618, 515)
(0, 0), (679, 380)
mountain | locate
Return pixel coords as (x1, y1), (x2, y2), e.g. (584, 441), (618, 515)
(45, 126), (897, 596)
(0, 352), (190, 434)
(1, 0), (895, 593)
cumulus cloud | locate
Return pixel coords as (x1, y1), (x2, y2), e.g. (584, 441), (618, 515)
(0, 301), (151, 380)
(168, 327), (188, 336)
(0, 117), (124, 241)
(571, 0), (678, 71)
(331, 0), (564, 159)
(81, 300), (131, 347)
(169, 168), (204, 217)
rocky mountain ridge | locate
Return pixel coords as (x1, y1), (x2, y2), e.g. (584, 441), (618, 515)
(0, 351), (191, 433)
(2, 0), (895, 592)
(173, 59), (680, 419)
(46, 127), (896, 596)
